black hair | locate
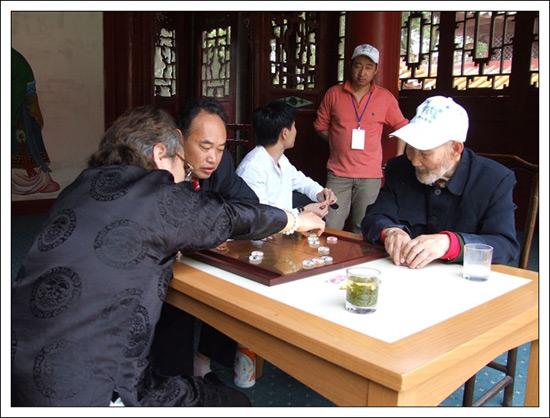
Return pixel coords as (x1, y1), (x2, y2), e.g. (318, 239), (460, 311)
(252, 100), (297, 147)
(176, 97), (227, 137)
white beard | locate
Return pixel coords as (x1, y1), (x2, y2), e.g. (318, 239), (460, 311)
(415, 159), (455, 186)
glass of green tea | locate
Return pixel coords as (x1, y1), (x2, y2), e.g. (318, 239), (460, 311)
(345, 267), (381, 314)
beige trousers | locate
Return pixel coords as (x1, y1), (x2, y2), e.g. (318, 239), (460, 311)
(325, 171), (381, 234)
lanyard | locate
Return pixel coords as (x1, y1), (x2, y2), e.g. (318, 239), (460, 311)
(350, 90), (373, 129)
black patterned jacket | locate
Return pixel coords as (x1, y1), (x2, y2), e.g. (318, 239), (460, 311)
(11, 166), (286, 406)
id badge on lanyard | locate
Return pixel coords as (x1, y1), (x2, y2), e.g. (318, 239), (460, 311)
(350, 90), (372, 151)
(351, 128), (365, 150)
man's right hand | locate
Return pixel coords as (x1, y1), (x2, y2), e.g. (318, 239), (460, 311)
(304, 202), (329, 218)
(383, 227), (412, 266)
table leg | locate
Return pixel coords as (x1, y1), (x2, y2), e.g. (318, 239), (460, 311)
(524, 340), (539, 406)
(256, 356), (264, 379)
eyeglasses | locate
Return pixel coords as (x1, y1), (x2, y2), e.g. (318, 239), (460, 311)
(175, 151), (194, 182)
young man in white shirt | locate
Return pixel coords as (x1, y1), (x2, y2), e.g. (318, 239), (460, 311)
(236, 100), (337, 217)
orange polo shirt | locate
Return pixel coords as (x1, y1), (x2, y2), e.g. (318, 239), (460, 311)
(314, 80), (408, 178)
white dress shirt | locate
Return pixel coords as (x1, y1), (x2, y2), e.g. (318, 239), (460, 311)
(236, 146), (323, 210)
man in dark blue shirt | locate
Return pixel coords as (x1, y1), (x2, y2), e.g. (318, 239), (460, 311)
(152, 98), (258, 378)
(175, 97), (258, 203)
(201, 148), (258, 201)
(361, 96), (520, 269)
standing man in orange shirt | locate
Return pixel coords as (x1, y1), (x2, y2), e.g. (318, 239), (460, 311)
(314, 43), (408, 233)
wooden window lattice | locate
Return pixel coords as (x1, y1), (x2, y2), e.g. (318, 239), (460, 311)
(270, 12), (318, 90)
(399, 11), (537, 92)
(154, 12), (177, 97)
(337, 12), (346, 84)
(530, 15), (539, 88)
(399, 12), (440, 90)
(201, 27), (231, 98)
(453, 11), (516, 90)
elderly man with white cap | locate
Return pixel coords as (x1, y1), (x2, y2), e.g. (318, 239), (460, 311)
(361, 96), (520, 269)
(314, 43), (409, 234)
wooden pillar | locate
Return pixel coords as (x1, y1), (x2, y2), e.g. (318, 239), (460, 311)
(346, 12), (403, 163)
(346, 11), (402, 94)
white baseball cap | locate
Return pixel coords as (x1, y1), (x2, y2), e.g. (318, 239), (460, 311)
(351, 44), (379, 64)
(389, 96), (469, 150)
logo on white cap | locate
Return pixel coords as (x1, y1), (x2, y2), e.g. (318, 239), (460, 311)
(351, 44), (380, 64)
(389, 96), (469, 150)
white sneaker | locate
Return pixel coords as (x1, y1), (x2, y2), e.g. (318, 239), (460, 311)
(109, 397), (125, 407)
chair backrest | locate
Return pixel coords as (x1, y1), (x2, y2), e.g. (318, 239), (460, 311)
(226, 123), (254, 168)
(477, 153), (539, 269)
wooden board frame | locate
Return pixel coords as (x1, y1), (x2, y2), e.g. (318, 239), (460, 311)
(187, 232), (387, 286)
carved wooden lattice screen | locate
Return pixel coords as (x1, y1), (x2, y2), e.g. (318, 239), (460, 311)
(399, 11), (539, 92)
(270, 12), (319, 90)
(399, 11), (440, 90)
(453, 11), (516, 90)
(337, 12), (346, 84)
(154, 12), (177, 97)
(201, 27), (232, 98)
(529, 15), (539, 88)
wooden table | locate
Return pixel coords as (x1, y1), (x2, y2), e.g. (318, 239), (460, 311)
(166, 232), (539, 407)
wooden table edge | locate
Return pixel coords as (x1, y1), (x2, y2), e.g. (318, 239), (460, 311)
(167, 260), (539, 406)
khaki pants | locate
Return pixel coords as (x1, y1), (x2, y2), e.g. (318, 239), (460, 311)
(325, 172), (381, 234)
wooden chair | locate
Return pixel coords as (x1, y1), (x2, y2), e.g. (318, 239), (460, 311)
(462, 153), (539, 406)
(226, 123), (254, 168)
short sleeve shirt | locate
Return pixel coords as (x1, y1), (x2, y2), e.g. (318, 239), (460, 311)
(314, 80), (408, 178)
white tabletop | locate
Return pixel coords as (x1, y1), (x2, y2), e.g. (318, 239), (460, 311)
(180, 256), (531, 344)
